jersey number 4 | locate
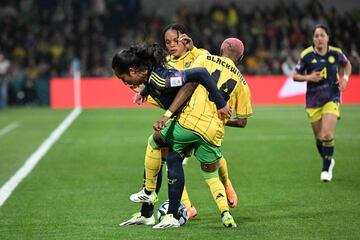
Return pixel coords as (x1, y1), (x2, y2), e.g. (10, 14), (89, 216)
(211, 70), (237, 101)
(320, 67), (327, 79)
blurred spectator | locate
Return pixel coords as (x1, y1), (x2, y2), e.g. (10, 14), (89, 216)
(8, 60), (25, 105)
(281, 56), (296, 77)
(0, 52), (11, 109)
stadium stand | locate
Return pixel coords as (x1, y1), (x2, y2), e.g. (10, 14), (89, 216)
(0, 0), (359, 105)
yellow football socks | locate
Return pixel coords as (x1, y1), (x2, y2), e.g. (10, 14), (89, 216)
(218, 156), (230, 186)
(181, 186), (192, 212)
(144, 143), (162, 192)
(205, 177), (229, 214)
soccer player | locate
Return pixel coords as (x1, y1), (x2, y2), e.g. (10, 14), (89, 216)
(151, 38), (252, 228)
(112, 43), (231, 225)
(122, 24), (239, 226)
(143, 24), (210, 219)
(293, 24), (352, 182)
(146, 24), (239, 215)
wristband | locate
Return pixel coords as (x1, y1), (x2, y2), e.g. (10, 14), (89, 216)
(343, 74), (349, 82)
(164, 110), (173, 118)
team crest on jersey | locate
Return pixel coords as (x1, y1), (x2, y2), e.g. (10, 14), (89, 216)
(311, 58), (317, 63)
(185, 62), (191, 68)
(328, 56), (335, 63)
(170, 77), (183, 87)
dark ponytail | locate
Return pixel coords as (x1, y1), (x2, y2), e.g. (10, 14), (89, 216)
(112, 43), (167, 74)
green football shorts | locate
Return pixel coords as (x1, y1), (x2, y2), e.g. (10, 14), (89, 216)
(160, 120), (222, 164)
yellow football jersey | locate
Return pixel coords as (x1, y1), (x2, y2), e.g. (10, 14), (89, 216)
(148, 46), (208, 108)
(167, 47), (209, 70)
(177, 54), (252, 146)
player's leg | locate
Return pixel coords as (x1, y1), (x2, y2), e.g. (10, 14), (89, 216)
(307, 106), (324, 159)
(195, 142), (236, 227)
(120, 151), (166, 226)
(202, 164), (236, 228)
(167, 151), (185, 219)
(180, 146), (197, 219)
(153, 121), (196, 228)
(218, 156), (238, 208)
(310, 120), (323, 158)
(130, 133), (166, 204)
(319, 111), (338, 182)
(153, 150), (185, 229)
(181, 186), (197, 220)
(319, 102), (339, 181)
(140, 159), (165, 216)
(309, 101), (339, 182)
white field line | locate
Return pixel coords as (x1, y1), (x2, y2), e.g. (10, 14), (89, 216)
(0, 122), (20, 136)
(0, 108), (82, 207)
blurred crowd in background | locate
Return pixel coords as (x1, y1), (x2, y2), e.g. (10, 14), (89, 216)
(0, 0), (359, 107)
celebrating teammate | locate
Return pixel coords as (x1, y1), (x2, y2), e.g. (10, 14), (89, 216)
(293, 24), (352, 182)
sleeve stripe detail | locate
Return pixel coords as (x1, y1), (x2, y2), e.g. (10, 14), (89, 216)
(150, 73), (165, 87)
(329, 46), (343, 53)
(300, 46), (314, 58)
(151, 72), (166, 82)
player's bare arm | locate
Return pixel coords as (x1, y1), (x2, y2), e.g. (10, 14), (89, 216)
(153, 82), (199, 131)
(337, 61), (352, 92)
(225, 117), (247, 128)
(293, 71), (323, 82)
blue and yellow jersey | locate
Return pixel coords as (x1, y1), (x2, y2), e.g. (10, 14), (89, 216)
(178, 54), (253, 146)
(148, 47), (208, 108)
(295, 46), (349, 108)
(142, 67), (187, 111)
(142, 66), (225, 114)
(167, 47), (209, 70)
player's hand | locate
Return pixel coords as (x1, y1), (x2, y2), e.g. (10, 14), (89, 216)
(337, 77), (348, 92)
(153, 116), (170, 131)
(217, 104), (232, 119)
(133, 93), (147, 104)
(129, 84), (143, 93)
(307, 71), (322, 82)
(178, 34), (194, 51)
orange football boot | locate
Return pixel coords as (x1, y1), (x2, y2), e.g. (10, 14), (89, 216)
(225, 181), (238, 208)
(187, 205), (198, 220)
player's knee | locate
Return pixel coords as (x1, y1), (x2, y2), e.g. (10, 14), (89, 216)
(153, 131), (168, 148)
(200, 160), (220, 174)
(148, 134), (160, 149)
(321, 131), (334, 141)
(148, 132), (167, 149)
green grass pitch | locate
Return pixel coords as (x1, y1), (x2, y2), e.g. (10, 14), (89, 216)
(0, 106), (359, 239)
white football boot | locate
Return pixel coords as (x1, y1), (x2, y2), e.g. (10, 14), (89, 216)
(130, 188), (158, 204)
(119, 212), (155, 226)
(320, 159), (335, 182)
(221, 211), (237, 228)
(153, 214), (180, 229)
